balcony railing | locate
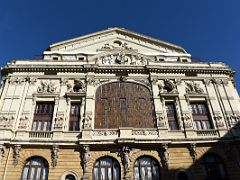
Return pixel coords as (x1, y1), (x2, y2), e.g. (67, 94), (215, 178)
(29, 131), (53, 139)
(196, 130), (218, 137)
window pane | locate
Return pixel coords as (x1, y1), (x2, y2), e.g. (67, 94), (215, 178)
(22, 167), (29, 179)
(108, 167), (112, 180)
(134, 167), (139, 179)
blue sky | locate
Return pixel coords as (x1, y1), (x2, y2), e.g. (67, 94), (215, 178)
(0, 0), (240, 91)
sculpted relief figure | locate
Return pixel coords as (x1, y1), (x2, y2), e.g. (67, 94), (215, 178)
(37, 80), (57, 93)
(185, 81), (204, 94)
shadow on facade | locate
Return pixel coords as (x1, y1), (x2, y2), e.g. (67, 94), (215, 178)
(164, 123), (240, 180)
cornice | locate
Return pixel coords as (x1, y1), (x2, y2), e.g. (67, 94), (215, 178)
(1, 63), (234, 77)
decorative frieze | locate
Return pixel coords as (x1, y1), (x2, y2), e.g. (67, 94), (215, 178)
(67, 79), (86, 93)
(158, 79), (178, 94)
(60, 78), (68, 85)
(185, 81), (204, 94)
(51, 144), (59, 167)
(27, 77), (37, 85)
(13, 145), (21, 166)
(9, 77), (26, 85)
(93, 130), (118, 136)
(37, 80), (57, 93)
(132, 129), (158, 136)
(86, 77), (95, 86)
(188, 143), (197, 162)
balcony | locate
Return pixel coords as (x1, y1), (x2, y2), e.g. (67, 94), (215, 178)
(196, 130), (218, 137)
(29, 131), (53, 139)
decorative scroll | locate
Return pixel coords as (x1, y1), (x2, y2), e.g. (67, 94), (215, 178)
(9, 77), (25, 85)
(81, 145), (90, 179)
(185, 81), (204, 94)
(37, 81), (57, 93)
(188, 143), (197, 162)
(51, 144), (59, 167)
(13, 145), (21, 166)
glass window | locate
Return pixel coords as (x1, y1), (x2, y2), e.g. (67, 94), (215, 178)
(65, 174), (76, 180)
(190, 102), (212, 130)
(21, 157), (48, 180)
(32, 102), (54, 131)
(166, 103), (179, 130)
(134, 156), (160, 180)
(93, 157), (120, 180)
(69, 103), (81, 131)
(202, 154), (228, 180)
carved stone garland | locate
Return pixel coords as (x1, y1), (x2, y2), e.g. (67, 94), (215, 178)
(51, 144), (59, 167)
(158, 79), (178, 94)
(13, 145), (21, 166)
(214, 114), (225, 128)
(81, 145), (90, 180)
(54, 115), (64, 129)
(18, 115), (29, 129)
(182, 113), (193, 129)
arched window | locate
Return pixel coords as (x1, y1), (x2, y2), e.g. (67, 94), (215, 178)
(134, 156), (160, 180)
(65, 174), (76, 180)
(202, 154), (228, 180)
(21, 157), (49, 180)
(95, 82), (155, 128)
(93, 157), (120, 180)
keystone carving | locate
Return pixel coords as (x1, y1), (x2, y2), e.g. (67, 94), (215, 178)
(37, 81), (57, 93)
(185, 81), (204, 94)
(51, 144), (59, 167)
(13, 145), (21, 166)
(188, 143), (197, 162)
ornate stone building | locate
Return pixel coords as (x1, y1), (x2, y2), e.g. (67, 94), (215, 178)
(0, 27), (240, 180)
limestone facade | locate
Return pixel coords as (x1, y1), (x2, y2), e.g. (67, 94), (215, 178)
(0, 28), (240, 179)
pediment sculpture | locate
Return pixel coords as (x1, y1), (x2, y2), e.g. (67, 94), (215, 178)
(97, 52), (147, 65)
(98, 41), (134, 51)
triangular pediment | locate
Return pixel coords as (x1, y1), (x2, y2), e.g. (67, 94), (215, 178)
(43, 28), (188, 57)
